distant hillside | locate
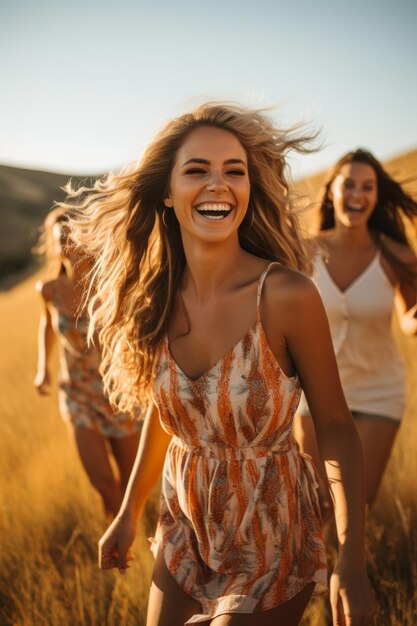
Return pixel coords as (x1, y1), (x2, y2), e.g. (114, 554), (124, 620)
(0, 165), (96, 289)
(1, 148), (416, 289)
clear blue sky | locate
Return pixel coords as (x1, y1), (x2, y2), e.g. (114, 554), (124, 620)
(1, 0), (416, 179)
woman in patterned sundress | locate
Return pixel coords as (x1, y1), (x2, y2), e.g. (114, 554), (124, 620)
(69, 103), (375, 625)
(34, 207), (142, 518)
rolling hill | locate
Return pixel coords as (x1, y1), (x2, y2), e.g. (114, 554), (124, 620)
(0, 165), (96, 289)
(1, 147), (416, 289)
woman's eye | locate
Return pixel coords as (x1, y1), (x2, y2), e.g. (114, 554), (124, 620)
(185, 168), (206, 175)
(227, 169), (245, 176)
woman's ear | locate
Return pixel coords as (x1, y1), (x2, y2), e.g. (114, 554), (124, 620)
(163, 197), (173, 208)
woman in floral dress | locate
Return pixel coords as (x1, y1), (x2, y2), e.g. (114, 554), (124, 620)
(34, 207), (142, 518)
(70, 103), (375, 625)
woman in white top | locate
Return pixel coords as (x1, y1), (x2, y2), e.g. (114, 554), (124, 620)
(294, 148), (417, 507)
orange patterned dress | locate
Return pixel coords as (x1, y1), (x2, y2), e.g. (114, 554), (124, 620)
(151, 263), (327, 623)
(48, 281), (142, 438)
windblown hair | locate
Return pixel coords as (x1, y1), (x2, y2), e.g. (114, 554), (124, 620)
(319, 148), (417, 283)
(35, 206), (70, 278)
(67, 102), (316, 412)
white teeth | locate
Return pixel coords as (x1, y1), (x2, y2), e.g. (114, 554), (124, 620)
(196, 203), (232, 212)
(195, 203), (233, 221)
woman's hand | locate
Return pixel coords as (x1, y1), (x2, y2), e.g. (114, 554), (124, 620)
(399, 302), (417, 336)
(98, 511), (136, 574)
(34, 370), (51, 395)
(98, 404), (169, 575)
(330, 560), (376, 626)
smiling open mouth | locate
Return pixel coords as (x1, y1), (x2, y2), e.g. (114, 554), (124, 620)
(346, 205), (364, 213)
(195, 203), (233, 220)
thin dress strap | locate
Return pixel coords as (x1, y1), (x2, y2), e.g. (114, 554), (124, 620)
(257, 262), (281, 321)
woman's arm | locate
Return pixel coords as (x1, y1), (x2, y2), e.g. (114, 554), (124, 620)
(263, 270), (375, 626)
(395, 280), (417, 336)
(34, 287), (56, 395)
(99, 403), (172, 572)
(382, 237), (417, 336)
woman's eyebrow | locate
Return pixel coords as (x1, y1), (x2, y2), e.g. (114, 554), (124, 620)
(181, 158), (247, 166)
(345, 177), (376, 184)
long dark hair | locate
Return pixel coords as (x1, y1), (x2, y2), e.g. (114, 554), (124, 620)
(319, 148), (417, 284)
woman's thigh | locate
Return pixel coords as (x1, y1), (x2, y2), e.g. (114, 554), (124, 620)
(73, 427), (116, 485)
(109, 432), (141, 489)
(147, 548), (202, 626)
(353, 413), (399, 504)
(209, 582), (315, 626)
(147, 547), (314, 626)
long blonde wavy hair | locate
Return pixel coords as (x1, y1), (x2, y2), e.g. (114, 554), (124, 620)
(66, 102), (316, 412)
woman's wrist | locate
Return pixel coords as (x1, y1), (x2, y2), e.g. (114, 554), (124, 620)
(336, 545), (367, 569)
(118, 498), (143, 525)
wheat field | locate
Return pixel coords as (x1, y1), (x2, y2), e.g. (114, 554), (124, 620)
(1, 153), (416, 625)
(1, 276), (416, 626)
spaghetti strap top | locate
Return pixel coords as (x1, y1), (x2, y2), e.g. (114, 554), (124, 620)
(257, 261), (280, 318)
(298, 253), (406, 419)
(151, 261), (327, 623)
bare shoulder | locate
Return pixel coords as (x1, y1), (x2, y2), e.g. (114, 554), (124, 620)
(261, 264), (323, 319)
(259, 265), (327, 367)
(300, 231), (333, 261)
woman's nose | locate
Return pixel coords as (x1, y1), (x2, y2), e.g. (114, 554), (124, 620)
(350, 186), (364, 200)
(206, 172), (227, 191)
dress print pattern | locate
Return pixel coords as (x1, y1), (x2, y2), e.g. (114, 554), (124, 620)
(49, 282), (142, 437)
(151, 263), (327, 623)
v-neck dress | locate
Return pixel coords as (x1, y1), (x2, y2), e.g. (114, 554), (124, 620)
(48, 281), (142, 437)
(298, 253), (406, 421)
(151, 263), (327, 624)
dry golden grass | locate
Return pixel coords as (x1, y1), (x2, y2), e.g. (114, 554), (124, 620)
(1, 150), (416, 624)
(0, 274), (157, 626)
(2, 282), (416, 626)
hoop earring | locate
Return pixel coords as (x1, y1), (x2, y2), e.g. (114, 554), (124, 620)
(162, 208), (169, 228)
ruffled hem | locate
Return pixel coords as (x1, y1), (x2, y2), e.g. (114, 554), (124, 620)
(185, 573), (327, 624)
(148, 535), (327, 625)
(186, 574), (327, 624)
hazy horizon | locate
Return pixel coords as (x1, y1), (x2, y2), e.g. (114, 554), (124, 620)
(1, 0), (417, 179)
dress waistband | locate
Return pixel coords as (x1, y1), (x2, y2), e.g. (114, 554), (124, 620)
(171, 434), (296, 461)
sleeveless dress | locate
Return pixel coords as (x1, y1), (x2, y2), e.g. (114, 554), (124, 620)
(49, 282), (142, 437)
(298, 252), (406, 421)
(151, 263), (327, 624)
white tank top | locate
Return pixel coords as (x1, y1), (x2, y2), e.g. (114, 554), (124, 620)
(300, 252), (406, 420)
